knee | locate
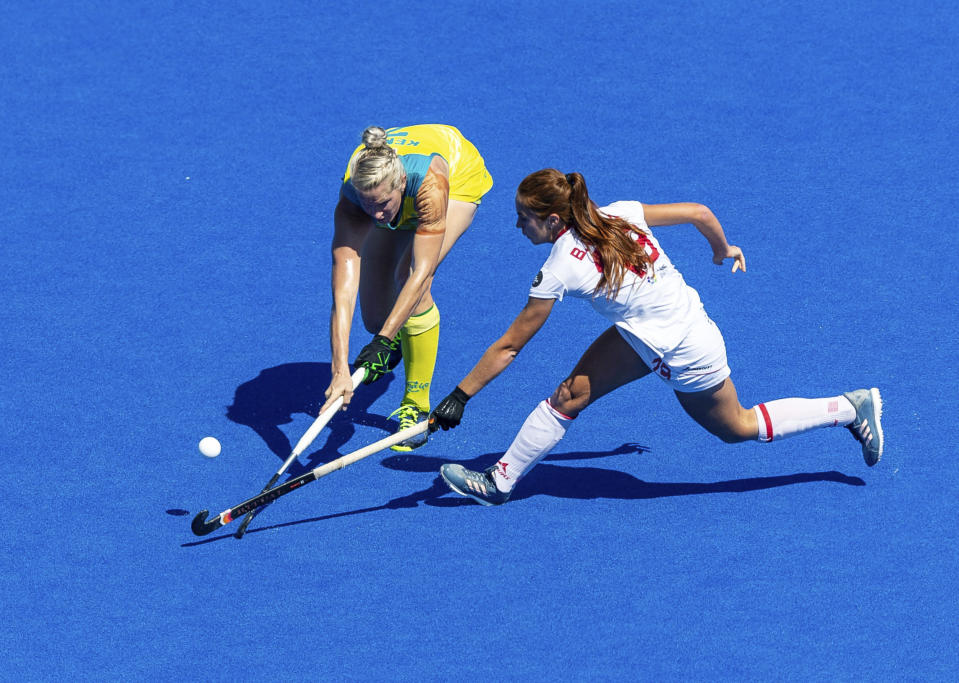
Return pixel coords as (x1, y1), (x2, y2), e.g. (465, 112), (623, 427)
(709, 417), (755, 444)
(360, 312), (384, 335)
(550, 378), (589, 418)
(714, 429), (749, 445)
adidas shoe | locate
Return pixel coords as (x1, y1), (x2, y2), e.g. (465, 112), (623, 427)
(843, 388), (884, 466)
(440, 463), (510, 506)
(389, 404), (429, 452)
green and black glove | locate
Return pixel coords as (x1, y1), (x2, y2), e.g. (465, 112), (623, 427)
(354, 334), (401, 384)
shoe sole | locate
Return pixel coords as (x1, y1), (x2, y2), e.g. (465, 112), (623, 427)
(390, 442), (424, 452)
(866, 387), (884, 466)
(440, 467), (497, 506)
(390, 435), (428, 452)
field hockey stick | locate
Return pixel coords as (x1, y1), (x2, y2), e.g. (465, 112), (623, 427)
(234, 367), (367, 538)
(191, 419), (430, 536)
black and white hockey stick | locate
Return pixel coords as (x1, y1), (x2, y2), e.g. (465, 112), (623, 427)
(191, 419), (429, 536)
(233, 367), (367, 538)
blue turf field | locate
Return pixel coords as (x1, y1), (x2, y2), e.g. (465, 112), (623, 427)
(3, 2), (958, 680)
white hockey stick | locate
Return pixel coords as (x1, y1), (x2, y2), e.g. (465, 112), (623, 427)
(234, 367), (366, 537)
(192, 419), (430, 536)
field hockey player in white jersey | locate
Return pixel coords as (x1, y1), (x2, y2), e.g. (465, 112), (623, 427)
(429, 168), (884, 506)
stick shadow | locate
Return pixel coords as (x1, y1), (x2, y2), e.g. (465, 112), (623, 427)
(181, 443), (865, 545)
(225, 361), (396, 475)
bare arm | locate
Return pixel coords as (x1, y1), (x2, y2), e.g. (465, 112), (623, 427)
(429, 295), (556, 431)
(458, 296), (556, 396)
(642, 202), (746, 272)
(378, 158), (450, 338)
(323, 195), (372, 410)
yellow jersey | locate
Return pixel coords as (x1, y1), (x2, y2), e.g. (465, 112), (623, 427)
(341, 124), (493, 230)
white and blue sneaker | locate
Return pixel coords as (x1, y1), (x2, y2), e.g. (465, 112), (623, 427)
(440, 463), (510, 506)
(843, 388), (884, 466)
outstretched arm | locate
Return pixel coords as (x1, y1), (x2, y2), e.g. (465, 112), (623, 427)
(642, 202), (746, 272)
(459, 296), (556, 395)
(431, 296), (556, 430)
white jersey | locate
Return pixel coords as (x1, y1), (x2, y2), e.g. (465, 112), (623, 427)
(528, 201), (708, 356)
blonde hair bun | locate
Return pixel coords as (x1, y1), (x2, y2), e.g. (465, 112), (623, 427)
(350, 126), (403, 192)
(362, 126), (388, 149)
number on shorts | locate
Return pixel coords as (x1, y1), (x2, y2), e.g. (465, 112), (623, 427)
(651, 357), (671, 379)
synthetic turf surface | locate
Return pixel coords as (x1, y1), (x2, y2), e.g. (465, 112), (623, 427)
(3, 2), (957, 679)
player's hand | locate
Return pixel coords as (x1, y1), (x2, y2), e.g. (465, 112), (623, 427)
(353, 334), (401, 384)
(713, 245), (746, 273)
(321, 371), (357, 413)
(429, 387), (471, 432)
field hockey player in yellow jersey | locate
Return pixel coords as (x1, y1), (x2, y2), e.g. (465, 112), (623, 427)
(321, 124), (493, 450)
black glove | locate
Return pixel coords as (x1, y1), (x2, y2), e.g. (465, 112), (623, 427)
(354, 334), (401, 384)
(429, 387), (471, 432)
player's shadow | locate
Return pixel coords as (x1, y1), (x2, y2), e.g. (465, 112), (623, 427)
(226, 362), (395, 475)
(181, 442), (865, 544)
(380, 444), (865, 506)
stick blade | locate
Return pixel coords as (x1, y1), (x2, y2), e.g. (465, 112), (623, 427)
(191, 510), (224, 536)
(233, 508), (259, 539)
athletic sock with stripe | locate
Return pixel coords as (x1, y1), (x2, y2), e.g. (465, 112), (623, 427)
(752, 396), (855, 442)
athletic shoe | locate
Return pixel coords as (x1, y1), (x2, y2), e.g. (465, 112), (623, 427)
(440, 463), (510, 506)
(389, 404), (429, 452)
(843, 388), (884, 466)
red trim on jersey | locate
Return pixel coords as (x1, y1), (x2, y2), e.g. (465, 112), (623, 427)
(757, 403), (774, 442)
(570, 227), (659, 277)
(545, 398), (575, 421)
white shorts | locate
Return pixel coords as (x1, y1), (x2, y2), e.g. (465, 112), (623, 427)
(615, 315), (730, 393)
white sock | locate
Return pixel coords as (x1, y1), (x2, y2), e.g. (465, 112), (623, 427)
(753, 396), (855, 442)
(491, 399), (573, 492)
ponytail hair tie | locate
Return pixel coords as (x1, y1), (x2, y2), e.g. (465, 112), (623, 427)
(564, 173), (575, 186)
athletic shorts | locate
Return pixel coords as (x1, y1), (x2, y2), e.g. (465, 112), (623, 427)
(615, 314), (731, 393)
